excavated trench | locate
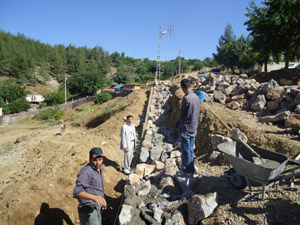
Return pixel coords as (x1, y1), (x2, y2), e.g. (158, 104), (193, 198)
(117, 81), (300, 225)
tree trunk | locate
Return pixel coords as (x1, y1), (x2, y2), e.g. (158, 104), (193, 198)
(284, 43), (291, 71)
(264, 57), (268, 73)
(231, 66), (235, 74)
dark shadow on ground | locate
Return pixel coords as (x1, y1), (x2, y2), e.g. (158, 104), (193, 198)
(103, 156), (121, 172)
(102, 194), (123, 225)
(34, 202), (74, 225)
(102, 178), (128, 225)
(230, 198), (300, 225)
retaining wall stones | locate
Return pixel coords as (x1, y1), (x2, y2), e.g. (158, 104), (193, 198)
(119, 83), (217, 225)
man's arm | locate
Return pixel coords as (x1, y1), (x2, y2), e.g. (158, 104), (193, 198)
(77, 191), (107, 209)
(120, 125), (127, 150)
(179, 97), (189, 122)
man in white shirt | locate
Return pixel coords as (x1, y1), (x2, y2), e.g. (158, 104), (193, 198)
(120, 115), (137, 175)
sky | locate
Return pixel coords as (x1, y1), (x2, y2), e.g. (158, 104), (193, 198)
(0, 0), (263, 61)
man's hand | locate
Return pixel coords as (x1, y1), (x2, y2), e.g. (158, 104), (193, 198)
(93, 195), (107, 210)
(123, 147), (127, 151)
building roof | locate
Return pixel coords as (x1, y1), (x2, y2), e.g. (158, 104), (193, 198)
(113, 84), (124, 89)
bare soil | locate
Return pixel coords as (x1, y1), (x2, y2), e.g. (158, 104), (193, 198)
(0, 80), (299, 225)
(0, 89), (148, 225)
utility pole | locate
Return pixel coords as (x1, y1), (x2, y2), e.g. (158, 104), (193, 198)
(64, 73), (67, 105)
(178, 49), (181, 75)
(155, 25), (173, 84)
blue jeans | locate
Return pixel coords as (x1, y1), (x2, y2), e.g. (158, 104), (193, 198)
(79, 208), (101, 225)
(180, 129), (197, 174)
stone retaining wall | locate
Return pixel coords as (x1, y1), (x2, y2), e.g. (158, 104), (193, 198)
(118, 83), (217, 225)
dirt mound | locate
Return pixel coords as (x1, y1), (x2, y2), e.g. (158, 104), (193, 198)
(169, 85), (300, 158)
(251, 68), (300, 83)
(0, 89), (148, 225)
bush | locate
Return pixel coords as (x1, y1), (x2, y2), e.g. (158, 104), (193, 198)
(35, 108), (58, 121)
(54, 111), (64, 120)
(94, 92), (112, 105)
(44, 92), (65, 106)
(7, 98), (31, 114)
(0, 97), (8, 114)
(0, 80), (27, 103)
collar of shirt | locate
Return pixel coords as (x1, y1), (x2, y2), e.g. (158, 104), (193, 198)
(88, 163), (103, 173)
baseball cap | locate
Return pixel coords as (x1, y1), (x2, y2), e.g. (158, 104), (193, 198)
(89, 147), (104, 158)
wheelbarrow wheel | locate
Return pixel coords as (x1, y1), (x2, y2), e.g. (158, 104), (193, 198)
(225, 168), (247, 189)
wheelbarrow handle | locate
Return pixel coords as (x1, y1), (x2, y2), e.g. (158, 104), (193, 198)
(209, 109), (233, 132)
(209, 109), (261, 158)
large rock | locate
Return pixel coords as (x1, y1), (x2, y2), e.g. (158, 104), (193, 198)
(223, 84), (237, 96)
(136, 163), (155, 178)
(213, 90), (226, 104)
(142, 141), (152, 148)
(159, 175), (179, 195)
(119, 205), (132, 225)
(251, 94), (266, 111)
(128, 173), (141, 186)
(262, 79), (279, 94)
(266, 86), (285, 100)
(170, 150), (181, 158)
(165, 212), (185, 225)
(267, 101), (280, 112)
(227, 101), (240, 110)
(187, 192), (218, 225)
(152, 160), (165, 171)
(136, 180), (151, 196)
(211, 134), (232, 150)
(140, 147), (149, 163)
(258, 111), (291, 123)
(164, 158), (179, 176)
(150, 146), (163, 161)
(285, 114), (300, 134)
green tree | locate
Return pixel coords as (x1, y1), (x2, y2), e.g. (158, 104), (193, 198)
(245, 0), (300, 71)
(213, 24), (239, 73)
(0, 80), (27, 103)
(113, 71), (131, 84)
(44, 92), (65, 106)
(68, 67), (105, 96)
(94, 92), (112, 104)
(7, 98), (31, 113)
(0, 97), (8, 114)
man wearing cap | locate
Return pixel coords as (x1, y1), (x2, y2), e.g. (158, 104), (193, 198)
(73, 147), (106, 225)
(120, 115), (137, 175)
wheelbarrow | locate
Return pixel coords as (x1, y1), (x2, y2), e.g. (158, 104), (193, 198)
(217, 141), (300, 200)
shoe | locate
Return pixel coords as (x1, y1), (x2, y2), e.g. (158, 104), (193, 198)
(176, 170), (193, 177)
(123, 170), (130, 175)
(194, 165), (198, 173)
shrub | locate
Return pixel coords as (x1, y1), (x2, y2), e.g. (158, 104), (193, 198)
(94, 92), (112, 105)
(7, 98), (31, 114)
(35, 108), (58, 121)
(53, 111), (64, 120)
(44, 92), (65, 106)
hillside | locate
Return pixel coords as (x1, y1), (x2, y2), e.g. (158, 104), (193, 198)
(0, 89), (148, 225)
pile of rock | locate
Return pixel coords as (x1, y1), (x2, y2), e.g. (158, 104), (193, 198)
(119, 83), (218, 225)
(195, 73), (300, 133)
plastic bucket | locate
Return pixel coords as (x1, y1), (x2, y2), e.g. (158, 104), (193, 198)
(196, 91), (205, 102)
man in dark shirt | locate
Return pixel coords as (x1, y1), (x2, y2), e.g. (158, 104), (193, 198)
(73, 147), (107, 225)
(175, 79), (201, 176)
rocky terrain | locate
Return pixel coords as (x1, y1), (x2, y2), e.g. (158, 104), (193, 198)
(0, 73), (299, 225)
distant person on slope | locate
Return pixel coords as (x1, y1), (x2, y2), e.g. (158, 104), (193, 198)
(73, 147), (106, 225)
(120, 115), (137, 175)
(175, 79), (201, 176)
